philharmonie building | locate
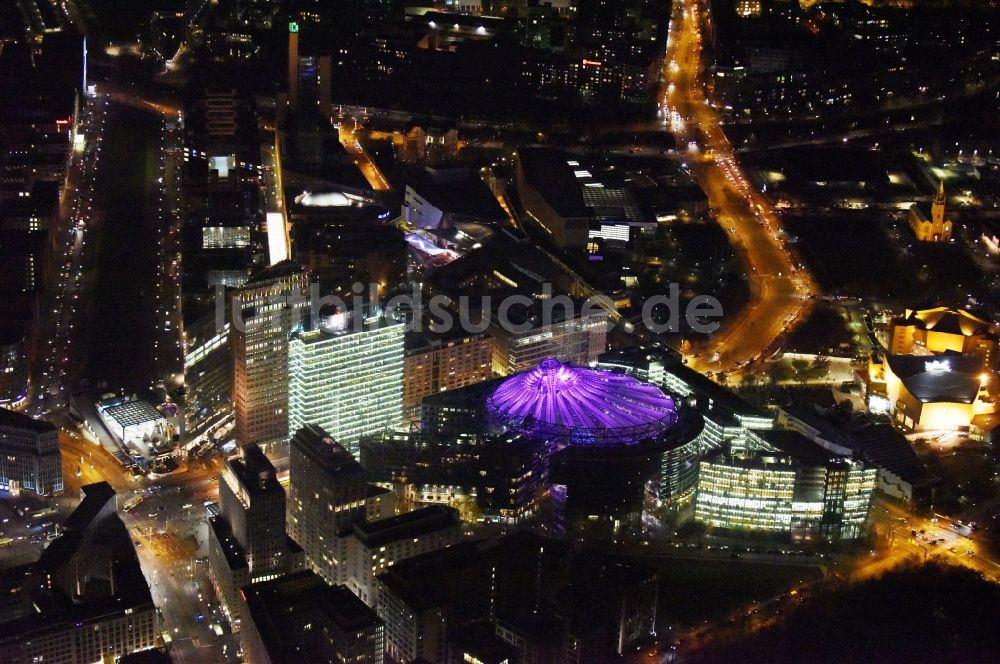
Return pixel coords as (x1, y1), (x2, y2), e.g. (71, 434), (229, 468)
(431, 357), (705, 533)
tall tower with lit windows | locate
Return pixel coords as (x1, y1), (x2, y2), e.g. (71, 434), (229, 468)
(232, 260), (310, 449)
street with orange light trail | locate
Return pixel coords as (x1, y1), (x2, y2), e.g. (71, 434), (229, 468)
(663, 0), (816, 380)
(338, 123), (392, 191)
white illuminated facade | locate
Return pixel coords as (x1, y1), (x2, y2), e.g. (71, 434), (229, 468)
(202, 225), (250, 249)
(589, 223), (631, 244)
(288, 315), (404, 456)
(694, 430), (877, 542)
(696, 459), (796, 533)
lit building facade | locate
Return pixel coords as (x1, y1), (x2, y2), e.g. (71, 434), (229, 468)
(486, 358), (701, 533)
(401, 124), (459, 164)
(490, 307), (607, 376)
(888, 306), (997, 368)
(340, 505), (462, 606)
(0, 333), (29, 409)
(183, 305), (232, 432)
(878, 354), (995, 432)
(288, 314), (404, 455)
(376, 540), (498, 664)
(0, 483), (158, 664)
(403, 331), (493, 413)
(597, 348), (773, 504)
(736, 0), (762, 18)
(909, 181), (952, 242)
(232, 261), (310, 449)
(694, 430), (876, 542)
(0, 408), (62, 495)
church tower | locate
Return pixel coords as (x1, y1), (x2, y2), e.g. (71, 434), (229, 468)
(932, 180), (946, 226)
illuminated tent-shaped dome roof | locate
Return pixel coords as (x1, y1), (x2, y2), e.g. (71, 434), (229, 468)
(486, 358), (679, 446)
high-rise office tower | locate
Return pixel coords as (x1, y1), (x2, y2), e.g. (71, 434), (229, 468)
(288, 312), (404, 456)
(219, 445), (287, 571)
(208, 445), (304, 626)
(288, 424), (369, 585)
(232, 260), (309, 449)
(0, 408), (62, 495)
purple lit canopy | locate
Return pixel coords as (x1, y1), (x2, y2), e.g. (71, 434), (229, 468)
(486, 358), (679, 446)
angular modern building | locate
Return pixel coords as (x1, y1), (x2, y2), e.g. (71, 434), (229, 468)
(0, 408), (62, 495)
(888, 306), (997, 367)
(0, 483), (158, 663)
(231, 261), (310, 449)
(288, 313), (404, 456)
(694, 429), (877, 542)
(880, 354), (994, 432)
(208, 445), (304, 627)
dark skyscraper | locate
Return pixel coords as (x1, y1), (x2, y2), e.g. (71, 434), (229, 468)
(288, 424), (369, 584)
(208, 445), (304, 626)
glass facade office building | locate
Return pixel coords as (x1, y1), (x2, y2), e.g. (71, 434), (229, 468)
(288, 317), (405, 456)
(694, 431), (877, 542)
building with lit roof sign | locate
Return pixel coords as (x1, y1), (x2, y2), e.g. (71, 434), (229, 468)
(694, 429), (876, 542)
(288, 313), (404, 456)
(876, 354), (995, 432)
